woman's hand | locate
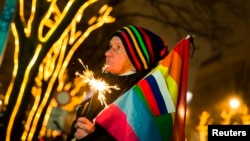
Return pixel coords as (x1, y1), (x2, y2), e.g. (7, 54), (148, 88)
(74, 117), (95, 139)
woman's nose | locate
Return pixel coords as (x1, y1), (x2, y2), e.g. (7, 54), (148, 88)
(105, 49), (112, 56)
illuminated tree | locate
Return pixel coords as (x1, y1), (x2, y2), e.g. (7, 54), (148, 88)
(3, 0), (115, 140)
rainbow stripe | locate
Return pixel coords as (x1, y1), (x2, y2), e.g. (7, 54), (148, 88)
(116, 25), (168, 71)
(95, 37), (191, 141)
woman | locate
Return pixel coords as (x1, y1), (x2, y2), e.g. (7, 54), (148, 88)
(66, 25), (168, 141)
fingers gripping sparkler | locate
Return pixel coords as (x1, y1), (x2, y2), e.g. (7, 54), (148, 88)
(75, 59), (120, 108)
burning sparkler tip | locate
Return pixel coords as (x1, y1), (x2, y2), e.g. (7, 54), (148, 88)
(75, 60), (119, 108)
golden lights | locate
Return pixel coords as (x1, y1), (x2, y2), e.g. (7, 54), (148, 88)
(5, 0), (115, 140)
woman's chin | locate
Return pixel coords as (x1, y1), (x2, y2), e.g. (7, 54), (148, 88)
(104, 68), (112, 73)
(106, 69), (118, 74)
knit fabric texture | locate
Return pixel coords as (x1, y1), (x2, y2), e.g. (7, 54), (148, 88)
(113, 25), (168, 71)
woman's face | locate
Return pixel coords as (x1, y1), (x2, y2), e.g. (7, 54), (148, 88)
(104, 36), (135, 75)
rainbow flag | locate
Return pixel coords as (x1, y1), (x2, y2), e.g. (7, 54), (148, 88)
(95, 36), (192, 141)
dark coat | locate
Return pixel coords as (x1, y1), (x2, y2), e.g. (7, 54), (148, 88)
(66, 70), (149, 141)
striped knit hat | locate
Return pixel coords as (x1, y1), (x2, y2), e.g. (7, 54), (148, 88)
(113, 25), (168, 71)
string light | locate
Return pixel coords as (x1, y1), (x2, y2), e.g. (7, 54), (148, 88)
(6, 0), (116, 140)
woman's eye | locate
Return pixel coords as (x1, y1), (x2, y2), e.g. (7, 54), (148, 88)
(116, 46), (121, 51)
(107, 45), (125, 54)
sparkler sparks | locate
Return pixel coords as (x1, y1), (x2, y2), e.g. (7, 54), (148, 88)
(75, 59), (120, 107)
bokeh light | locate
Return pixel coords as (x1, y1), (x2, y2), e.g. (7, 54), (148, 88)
(229, 98), (240, 109)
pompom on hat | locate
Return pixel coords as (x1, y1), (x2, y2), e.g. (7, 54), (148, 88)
(112, 25), (169, 71)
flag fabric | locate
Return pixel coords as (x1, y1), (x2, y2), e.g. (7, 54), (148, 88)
(95, 36), (192, 141)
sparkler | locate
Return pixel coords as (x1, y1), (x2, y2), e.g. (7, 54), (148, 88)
(75, 58), (120, 108)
